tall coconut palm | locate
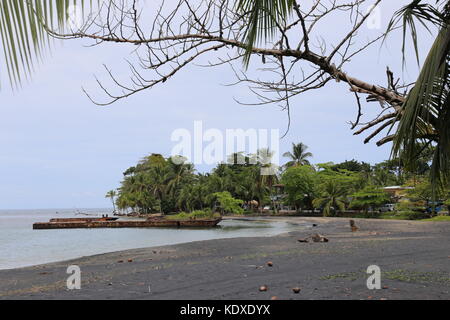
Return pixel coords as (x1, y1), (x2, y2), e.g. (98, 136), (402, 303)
(105, 189), (117, 212)
(166, 157), (195, 197)
(312, 180), (347, 217)
(283, 142), (313, 168)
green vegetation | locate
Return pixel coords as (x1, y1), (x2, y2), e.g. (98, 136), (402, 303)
(1, 1), (447, 217)
(0, 1), (98, 88)
(114, 150), (276, 215)
(379, 211), (429, 221)
(445, 199), (450, 211)
(282, 142), (313, 168)
(319, 269), (450, 284)
(166, 210), (221, 221)
(313, 180), (347, 217)
(383, 270), (450, 284)
(319, 272), (360, 281)
(105, 190), (117, 213)
(236, 0), (450, 197)
(281, 165), (317, 211)
(422, 216), (450, 222)
(212, 192), (244, 215)
(350, 187), (390, 214)
(109, 141), (449, 220)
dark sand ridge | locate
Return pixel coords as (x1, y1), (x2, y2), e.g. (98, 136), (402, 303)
(0, 217), (449, 300)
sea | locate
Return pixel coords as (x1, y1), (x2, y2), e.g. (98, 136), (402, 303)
(0, 209), (304, 270)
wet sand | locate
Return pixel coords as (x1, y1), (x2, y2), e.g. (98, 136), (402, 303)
(0, 217), (449, 300)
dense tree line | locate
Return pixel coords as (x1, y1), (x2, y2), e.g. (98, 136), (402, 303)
(108, 143), (449, 218)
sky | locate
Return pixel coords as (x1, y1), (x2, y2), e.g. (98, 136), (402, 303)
(0, 0), (434, 209)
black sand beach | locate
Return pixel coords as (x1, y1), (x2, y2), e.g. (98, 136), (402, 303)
(0, 217), (449, 300)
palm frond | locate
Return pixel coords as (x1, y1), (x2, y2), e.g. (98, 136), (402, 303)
(393, 24), (450, 195)
(385, 0), (443, 66)
(0, 0), (93, 89)
(236, 0), (294, 67)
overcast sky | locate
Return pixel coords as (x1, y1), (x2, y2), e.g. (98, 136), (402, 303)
(0, 0), (434, 209)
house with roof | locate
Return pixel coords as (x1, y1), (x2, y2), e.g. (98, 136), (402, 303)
(383, 186), (414, 202)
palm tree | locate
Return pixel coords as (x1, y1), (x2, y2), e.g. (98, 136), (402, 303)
(389, 0), (450, 195)
(236, 0), (449, 195)
(312, 180), (347, 217)
(166, 157), (194, 197)
(283, 142), (313, 168)
(105, 190), (117, 213)
(177, 184), (195, 212)
(178, 181), (210, 212)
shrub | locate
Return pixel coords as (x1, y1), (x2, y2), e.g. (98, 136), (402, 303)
(380, 210), (429, 220)
(350, 186), (389, 212)
(422, 216), (450, 222)
(445, 199), (450, 211)
(395, 200), (424, 212)
(166, 209), (220, 220)
(213, 191), (244, 215)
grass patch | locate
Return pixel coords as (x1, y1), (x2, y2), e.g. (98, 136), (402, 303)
(339, 210), (450, 221)
(421, 216), (450, 222)
(338, 211), (428, 220)
(320, 272), (361, 281)
(379, 211), (430, 220)
(166, 210), (221, 220)
(319, 269), (450, 285)
(383, 269), (450, 284)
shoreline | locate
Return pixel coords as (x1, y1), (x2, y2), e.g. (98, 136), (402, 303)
(0, 217), (303, 271)
(1, 217), (449, 299)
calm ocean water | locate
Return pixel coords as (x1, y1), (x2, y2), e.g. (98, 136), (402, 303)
(0, 209), (304, 270)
